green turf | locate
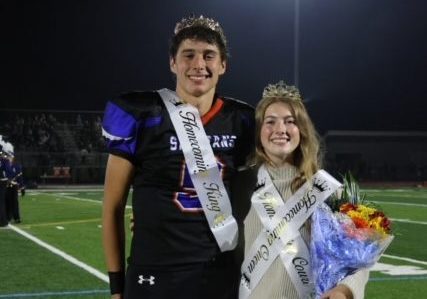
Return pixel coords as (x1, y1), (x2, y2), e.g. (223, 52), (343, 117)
(366, 278), (427, 299)
(1, 190), (131, 298)
(364, 188), (427, 205)
(1, 188), (426, 298)
(0, 229), (108, 297)
(367, 255), (427, 298)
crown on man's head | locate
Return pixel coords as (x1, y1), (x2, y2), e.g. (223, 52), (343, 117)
(174, 15), (227, 46)
(262, 80), (302, 102)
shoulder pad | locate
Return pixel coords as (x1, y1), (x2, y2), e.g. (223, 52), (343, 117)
(221, 96), (254, 111)
(112, 90), (162, 117)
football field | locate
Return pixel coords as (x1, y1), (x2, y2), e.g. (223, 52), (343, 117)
(1, 188), (426, 298)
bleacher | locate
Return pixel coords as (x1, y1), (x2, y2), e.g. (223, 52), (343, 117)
(323, 130), (427, 186)
(0, 109), (107, 186)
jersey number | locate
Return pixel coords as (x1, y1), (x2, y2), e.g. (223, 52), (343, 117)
(173, 159), (225, 212)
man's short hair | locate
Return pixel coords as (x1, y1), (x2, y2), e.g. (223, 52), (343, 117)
(169, 21), (228, 61)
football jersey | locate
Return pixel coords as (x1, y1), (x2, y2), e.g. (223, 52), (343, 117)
(102, 90), (254, 266)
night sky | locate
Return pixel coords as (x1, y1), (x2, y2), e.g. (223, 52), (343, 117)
(1, 0), (426, 133)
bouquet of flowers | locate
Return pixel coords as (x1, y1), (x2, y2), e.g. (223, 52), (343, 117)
(310, 173), (394, 298)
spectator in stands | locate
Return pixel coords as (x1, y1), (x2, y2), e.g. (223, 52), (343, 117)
(76, 114), (83, 127)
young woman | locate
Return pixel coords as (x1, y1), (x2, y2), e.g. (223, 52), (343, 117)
(233, 81), (368, 299)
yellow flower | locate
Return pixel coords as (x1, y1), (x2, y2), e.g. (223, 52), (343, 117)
(356, 205), (376, 219)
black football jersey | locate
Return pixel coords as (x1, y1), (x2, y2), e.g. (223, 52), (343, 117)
(102, 90), (254, 266)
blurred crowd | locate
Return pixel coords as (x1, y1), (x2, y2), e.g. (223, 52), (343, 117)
(0, 111), (108, 185)
(0, 111), (105, 153)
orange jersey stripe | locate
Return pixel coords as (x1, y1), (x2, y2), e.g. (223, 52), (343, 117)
(201, 98), (224, 125)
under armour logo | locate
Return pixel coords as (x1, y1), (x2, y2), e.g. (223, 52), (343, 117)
(138, 275), (155, 285)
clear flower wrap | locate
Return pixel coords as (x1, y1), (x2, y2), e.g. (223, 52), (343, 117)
(310, 202), (393, 298)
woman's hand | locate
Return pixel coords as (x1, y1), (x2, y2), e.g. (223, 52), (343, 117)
(321, 284), (353, 299)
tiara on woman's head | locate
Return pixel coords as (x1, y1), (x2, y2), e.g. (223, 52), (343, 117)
(262, 80), (302, 102)
(174, 15), (227, 46)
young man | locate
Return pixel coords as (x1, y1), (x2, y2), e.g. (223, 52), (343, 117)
(102, 15), (254, 299)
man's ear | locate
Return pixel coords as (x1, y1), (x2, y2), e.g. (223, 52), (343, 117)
(219, 60), (227, 75)
(170, 56), (177, 74)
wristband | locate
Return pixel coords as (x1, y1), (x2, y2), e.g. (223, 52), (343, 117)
(108, 271), (125, 294)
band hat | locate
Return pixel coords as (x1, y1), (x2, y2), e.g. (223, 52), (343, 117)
(0, 137), (5, 153)
(3, 142), (14, 157)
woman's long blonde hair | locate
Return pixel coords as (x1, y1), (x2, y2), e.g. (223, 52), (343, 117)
(251, 95), (323, 192)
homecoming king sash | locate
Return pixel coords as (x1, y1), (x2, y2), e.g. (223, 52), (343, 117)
(240, 166), (341, 299)
(158, 88), (238, 252)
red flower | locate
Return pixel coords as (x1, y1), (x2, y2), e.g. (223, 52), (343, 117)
(370, 211), (385, 219)
(381, 217), (392, 233)
(340, 203), (356, 213)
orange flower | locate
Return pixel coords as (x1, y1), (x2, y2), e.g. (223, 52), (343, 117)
(350, 215), (369, 229)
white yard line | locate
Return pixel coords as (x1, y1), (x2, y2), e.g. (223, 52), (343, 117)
(45, 193), (132, 209)
(31, 188), (105, 192)
(8, 224), (108, 283)
(46, 193), (103, 204)
(364, 189), (426, 193)
(5, 191), (133, 285)
(391, 218), (427, 225)
(382, 254), (427, 266)
(371, 200), (427, 208)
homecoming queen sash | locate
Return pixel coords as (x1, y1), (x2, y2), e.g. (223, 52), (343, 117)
(158, 88), (238, 252)
(240, 166), (341, 299)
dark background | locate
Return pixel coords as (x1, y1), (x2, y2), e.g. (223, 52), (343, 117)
(1, 0), (426, 134)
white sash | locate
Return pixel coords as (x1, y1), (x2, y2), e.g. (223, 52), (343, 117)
(158, 88), (238, 252)
(240, 166), (341, 299)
